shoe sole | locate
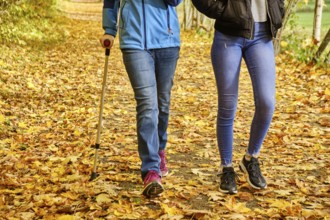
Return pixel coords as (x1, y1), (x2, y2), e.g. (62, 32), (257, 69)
(142, 181), (164, 197)
(219, 188), (237, 194)
(239, 161), (267, 190)
(161, 170), (169, 177)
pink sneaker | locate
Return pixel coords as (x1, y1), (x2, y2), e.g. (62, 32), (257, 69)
(142, 170), (164, 197)
(159, 150), (169, 177)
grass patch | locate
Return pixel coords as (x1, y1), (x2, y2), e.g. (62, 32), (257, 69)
(296, 11), (330, 29)
(295, 11), (330, 39)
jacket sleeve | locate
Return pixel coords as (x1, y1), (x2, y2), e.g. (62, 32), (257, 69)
(191, 0), (227, 19)
(164, 0), (182, 7)
(102, 0), (120, 37)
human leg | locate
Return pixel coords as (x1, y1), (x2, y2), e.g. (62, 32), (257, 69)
(243, 22), (276, 157)
(122, 49), (161, 179)
(154, 47), (180, 151)
(239, 22), (276, 189)
(154, 47), (180, 177)
(211, 30), (244, 167)
(211, 31), (245, 193)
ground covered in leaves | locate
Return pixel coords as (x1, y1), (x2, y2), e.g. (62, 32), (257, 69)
(0, 8), (329, 220)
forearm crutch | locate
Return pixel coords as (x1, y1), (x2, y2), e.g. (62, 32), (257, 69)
(90, 40), (111, 181)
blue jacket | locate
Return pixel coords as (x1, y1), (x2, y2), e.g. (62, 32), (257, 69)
(103, 0), (181, 50)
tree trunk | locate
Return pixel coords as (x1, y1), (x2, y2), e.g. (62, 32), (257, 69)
(326, 50), (330, 64)
(183, 0), (193, 30)
(314, 28), (330, 60)
(313, 0), (323, 43)
(273, 0), (300, 55)
(182, 0), (214, 32)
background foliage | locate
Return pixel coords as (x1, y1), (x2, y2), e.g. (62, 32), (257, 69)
(1, 0), (329, 63)
(279, 0), (330, 63)
(0, 0), (67, 46)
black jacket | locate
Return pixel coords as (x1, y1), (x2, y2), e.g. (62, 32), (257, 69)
(191, 0), (285, 39)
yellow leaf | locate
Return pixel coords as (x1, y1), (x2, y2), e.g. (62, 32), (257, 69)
(0, 189), (24, 194)
(33, 160), (42, 167)
(61, 192), (79, 200)
(65, 173), (81, 182)
(25, 183), (35, 190)
(96, 193), (112, 204)
(295, 179), (309, 194)
(73, 129), (82, 137)
(232, 202), (251, 213)
(325, 88), (330, 96)
(47, 79), (55, 84)
(187, 180), (199, 186)
(15, 162), (25, 169)
(0, 114), (5, 124)
(208, 191), (223, 202)
(161, 203), (183, 216)
(226, 213), (248, 220)
(280, 41), (288, 48)
(57, 215), (75, 220)
(89, 203), (102, 210)
(222, 197), (251, 213)
(27, 81), (36, 90)
(18, 122), (28, 128)
(195, 120), (205, 127)
(273, 190), (292, 197)
(187, 96), (196, 103)
(184, 115), (196, 121)
(46, 121), (52, 127)
(267, 199), (291, 209)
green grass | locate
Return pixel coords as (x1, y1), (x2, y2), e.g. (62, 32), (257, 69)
(296, 11), (330, 28)
(295, 11), (330, 38)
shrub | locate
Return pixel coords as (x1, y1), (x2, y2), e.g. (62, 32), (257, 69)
(0, 0), (67, 46)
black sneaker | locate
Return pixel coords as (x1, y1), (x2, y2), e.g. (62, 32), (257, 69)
(239, 156), (267, 189)
(218, 167), (237, 194)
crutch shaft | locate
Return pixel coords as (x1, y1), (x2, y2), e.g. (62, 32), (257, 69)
(90, 45), (110, 181)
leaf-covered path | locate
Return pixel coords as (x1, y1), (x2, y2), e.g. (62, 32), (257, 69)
(0, 5), (329, 219)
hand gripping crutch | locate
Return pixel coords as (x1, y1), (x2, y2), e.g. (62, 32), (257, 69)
(90, 39), (111, 181)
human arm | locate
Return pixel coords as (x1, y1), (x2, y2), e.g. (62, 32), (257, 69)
(191, 0), (227, 19)
(100, 0), (119, 48)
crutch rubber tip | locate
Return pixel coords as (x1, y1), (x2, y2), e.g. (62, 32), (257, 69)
(90, 172), (100, 181)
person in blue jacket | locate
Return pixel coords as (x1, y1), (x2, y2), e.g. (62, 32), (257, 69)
(100, 0), (181, 197)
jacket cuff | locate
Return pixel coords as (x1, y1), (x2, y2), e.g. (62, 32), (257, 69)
(104, 29), (117, 37)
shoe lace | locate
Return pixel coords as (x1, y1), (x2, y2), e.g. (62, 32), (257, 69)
(217, 169), (239, 183)
(247, 159), (263, 177)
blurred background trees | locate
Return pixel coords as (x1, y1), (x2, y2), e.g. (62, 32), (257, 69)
(0, 0), (66, 45)
(180, 0), (329, 64)
(0, 0), (329, 64)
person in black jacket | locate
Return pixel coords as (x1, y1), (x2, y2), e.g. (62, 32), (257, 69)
(192, 0), (285, 194)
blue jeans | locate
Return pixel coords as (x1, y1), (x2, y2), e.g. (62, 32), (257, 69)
(122, 47), (180, 179)
(211, 22), (276, 166)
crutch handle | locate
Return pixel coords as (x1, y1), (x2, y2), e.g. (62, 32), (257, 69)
(104, 39), (111, 56)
